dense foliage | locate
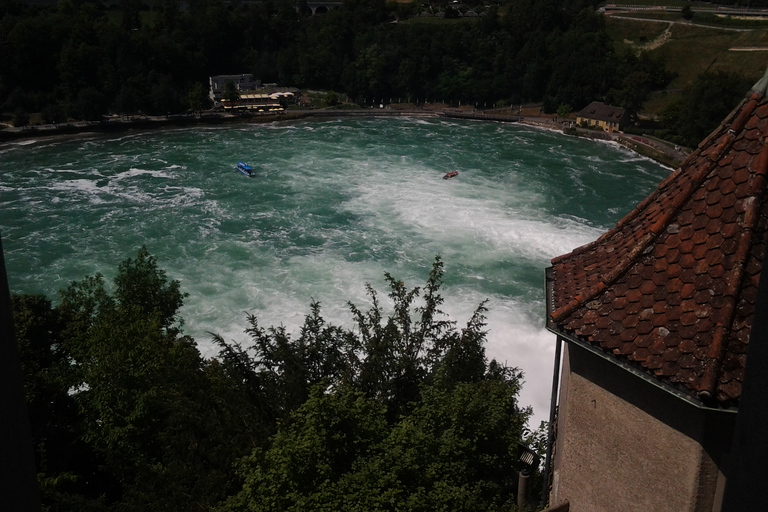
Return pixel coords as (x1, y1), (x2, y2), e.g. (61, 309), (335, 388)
(14, 248), (541, 511)
(0, 0), (672, 121)
(661, 71), (752, 148)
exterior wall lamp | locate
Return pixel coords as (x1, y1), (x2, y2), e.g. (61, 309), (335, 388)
(517, 442), (540, 509)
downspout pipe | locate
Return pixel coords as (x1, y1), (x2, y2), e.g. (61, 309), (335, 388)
(539, 334), (563, 509)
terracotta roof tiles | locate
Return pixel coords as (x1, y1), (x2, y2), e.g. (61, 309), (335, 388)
(576, 101), (627, 123)
(547, 78), (768, 408)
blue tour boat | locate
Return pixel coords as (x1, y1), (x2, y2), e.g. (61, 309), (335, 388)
(237, 162), (254, 177)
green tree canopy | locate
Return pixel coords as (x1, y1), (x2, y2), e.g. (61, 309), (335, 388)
(662, 71), (751, 147)
(15, 248), (263, 510)
(15, 250), (541, 511)
(222, 80), (240, 103)
(0, 0), (670, 119)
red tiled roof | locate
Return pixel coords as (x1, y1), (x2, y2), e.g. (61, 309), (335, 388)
(548, 81), (768, 408)
(576, 101), (627, 123)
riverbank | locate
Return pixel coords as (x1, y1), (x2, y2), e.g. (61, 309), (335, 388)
(0, 107), (685, 168)
(445, 108), (686, 168)
(0, 110), (435, 143)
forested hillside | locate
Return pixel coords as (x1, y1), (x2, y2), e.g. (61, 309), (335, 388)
(0, 0), (672, 121)
(14, 248), (542, 511)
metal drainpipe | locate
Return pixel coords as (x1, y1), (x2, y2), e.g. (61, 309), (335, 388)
(539, 334), (563, 509)
(517, 469), (530, 508)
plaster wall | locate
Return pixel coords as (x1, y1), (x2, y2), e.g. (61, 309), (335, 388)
(550, 343), (732, 512)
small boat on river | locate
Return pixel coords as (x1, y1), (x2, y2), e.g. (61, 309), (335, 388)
(443, 171), (459, 180)
(237, 162), (254, 177)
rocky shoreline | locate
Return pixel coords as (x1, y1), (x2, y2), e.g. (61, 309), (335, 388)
(0, 108), (685, 168)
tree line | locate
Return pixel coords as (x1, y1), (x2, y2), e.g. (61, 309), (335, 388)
(13, 248), (543, 511)
(1, 0), (674, 123)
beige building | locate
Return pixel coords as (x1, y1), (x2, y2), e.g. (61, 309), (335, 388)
(543, 74), (768, 511)
(575, 101), (629, 132)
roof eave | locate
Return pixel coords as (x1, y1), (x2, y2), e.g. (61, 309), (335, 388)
(545, 267), (738, 414)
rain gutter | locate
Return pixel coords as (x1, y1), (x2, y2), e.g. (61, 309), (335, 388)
(544, 267), (737, 414)
(539, 266), (737, 508)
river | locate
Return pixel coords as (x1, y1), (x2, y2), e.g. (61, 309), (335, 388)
(0, 117), (670, 426)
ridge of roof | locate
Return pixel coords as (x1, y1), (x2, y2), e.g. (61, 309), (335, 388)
(548, 86), (768, 408)
(576, 101), (626, 122)
(751, 66), (768, 95)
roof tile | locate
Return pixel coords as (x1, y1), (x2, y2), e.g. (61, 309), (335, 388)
(548, 83), (768, 408)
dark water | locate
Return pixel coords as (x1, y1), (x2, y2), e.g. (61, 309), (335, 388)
(0, 117), (670, 424)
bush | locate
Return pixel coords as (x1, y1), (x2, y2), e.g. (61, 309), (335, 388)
(13, 107), (29, 127)
(556, 104), (572, 117)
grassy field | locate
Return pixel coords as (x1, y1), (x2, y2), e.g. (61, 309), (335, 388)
(605, 12), (768, 116)
(607, 0), (710, 6)
(605, 17), (671, 46)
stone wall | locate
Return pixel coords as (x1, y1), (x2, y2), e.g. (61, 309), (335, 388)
(551, 342), (735, 512)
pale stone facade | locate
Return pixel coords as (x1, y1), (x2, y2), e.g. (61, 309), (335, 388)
(551, 344), (733, 512)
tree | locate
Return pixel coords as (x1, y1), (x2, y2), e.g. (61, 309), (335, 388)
(348, 257), (463, 419)
(75, 87), (107, 122)
(222, 80), (240, 103)
(42, 103), (67, 124)
(0, 0), (672, 118)
(218, 257), (539, 511)
(662, 71), (751, 147)
(221, 387), (389, 512)
(17, 250), (540, 511)
(220, 351), (532, 512)
(216, 300), (358, 415)
(187, 82), (213, 114)
(334, 378), (530, 512)
(112, 246), (186, 333)
(13, 106), (29, 126)
(606, 50), (675, 119)
(120, 0), (142, 30)
(444, 5), (460, 18)
(17, 248), (261, 511)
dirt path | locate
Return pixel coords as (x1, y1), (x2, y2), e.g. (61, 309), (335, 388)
(608, 14), (752, 32)
(624, 23), (673, 52)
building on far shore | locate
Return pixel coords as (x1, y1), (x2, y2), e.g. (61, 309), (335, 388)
(576, 101), (629, 133)
(209, 74), (261, 103)
(209, 74), (298, 112)
(222, 91), (296, 112)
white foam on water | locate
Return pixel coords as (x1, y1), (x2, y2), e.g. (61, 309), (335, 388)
(112, 168), (176, 180)
(408, 118), (435, 126)
(340, 157), (602, 266)
(49, 179), (107, 204)
(1, 118), (672, 432)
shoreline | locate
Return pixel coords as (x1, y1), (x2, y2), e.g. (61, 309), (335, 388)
(0, 108), (684, 168)
(0, 109), (439, 144)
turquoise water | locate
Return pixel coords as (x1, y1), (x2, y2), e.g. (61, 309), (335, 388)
(0, 117), (670, 424)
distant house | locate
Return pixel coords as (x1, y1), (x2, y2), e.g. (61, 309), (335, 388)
(209, 74), (261, 103)
(222, 91), (296, 112)
(575, 102), (629, 133)
(543, 75), (768, 511)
